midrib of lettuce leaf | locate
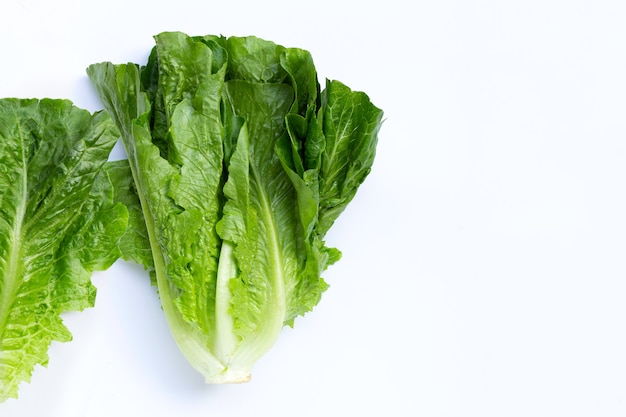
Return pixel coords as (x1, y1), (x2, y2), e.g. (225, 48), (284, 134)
(0, 98), (127, 402)
(0, 115), (28, 334)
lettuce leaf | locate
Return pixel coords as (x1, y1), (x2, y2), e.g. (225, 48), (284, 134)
(87, 31), (383, 383)
(0, 98), (127, 401)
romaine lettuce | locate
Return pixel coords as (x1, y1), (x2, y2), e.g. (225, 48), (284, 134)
(87, 32), (383, 383)
(0, 98), (128, 401)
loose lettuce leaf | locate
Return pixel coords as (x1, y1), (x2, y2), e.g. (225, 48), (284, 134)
(0, 98), (127, 402)
(88, 31), (383, 383)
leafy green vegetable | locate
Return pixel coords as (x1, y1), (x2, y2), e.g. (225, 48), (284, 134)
(104, 159), (154, 270)
(87, 31), (383, 383)
(0, 98), (128, 401)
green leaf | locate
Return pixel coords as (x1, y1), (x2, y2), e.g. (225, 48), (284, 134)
(0, 98), (126, 402)
(317, 79), (384, 236)
(104, 160), (153, 270)
(88, 36), (228, 381)
(219, 80), (296, 360)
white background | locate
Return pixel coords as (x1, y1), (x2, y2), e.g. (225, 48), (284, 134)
(1, 0), (626, 415)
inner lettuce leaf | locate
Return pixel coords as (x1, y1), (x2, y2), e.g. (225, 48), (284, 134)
(87, 31), (383, 383)
(0, 98), (129, 401)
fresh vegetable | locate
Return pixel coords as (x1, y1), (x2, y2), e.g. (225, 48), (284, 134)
(0, 98), (129, 401)
(87, 31), (383, 383)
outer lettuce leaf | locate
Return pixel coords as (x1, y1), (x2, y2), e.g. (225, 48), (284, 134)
(88, 54), (228, 380)
(0, 98), (127, 402)
(88, 31), (383, 383)
(316, 80), (384, 235)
